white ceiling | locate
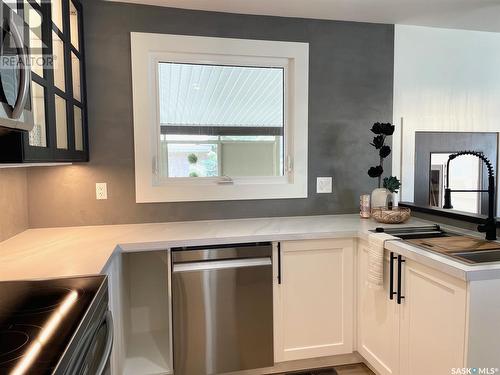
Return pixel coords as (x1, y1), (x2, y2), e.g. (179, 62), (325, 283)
(111, 0), (500, 33)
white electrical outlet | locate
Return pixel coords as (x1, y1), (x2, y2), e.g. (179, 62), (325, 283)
(316, 177), (333, 194)
(96, 183), (108, 200)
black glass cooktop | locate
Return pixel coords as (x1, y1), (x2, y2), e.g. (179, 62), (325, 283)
(0, 275), (105, 375)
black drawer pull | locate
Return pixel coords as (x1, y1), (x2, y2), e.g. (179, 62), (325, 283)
(389, 252), (397, 300)
(277, 242), (282, 284)
(397, 255), (405, 304)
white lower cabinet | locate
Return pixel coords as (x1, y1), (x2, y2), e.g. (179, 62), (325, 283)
(357, 242), (400, 375)
(274, 238), (355, 362)
(399, 259), (467, 375)
(358, 240), (467, 375)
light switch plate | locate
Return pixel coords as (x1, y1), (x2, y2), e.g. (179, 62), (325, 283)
(96, 183), (108, 200)
(316, 177), (333, 194)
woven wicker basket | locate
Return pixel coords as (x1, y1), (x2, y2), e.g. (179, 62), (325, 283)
(371, 207), (411, 224)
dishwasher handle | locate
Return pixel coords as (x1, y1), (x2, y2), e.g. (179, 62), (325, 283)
(173, 257), (271, 273)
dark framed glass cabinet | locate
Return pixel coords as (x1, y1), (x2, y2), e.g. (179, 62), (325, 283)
(0, 0), (88, 163)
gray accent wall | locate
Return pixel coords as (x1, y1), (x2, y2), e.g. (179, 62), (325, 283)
(26, 0), (394, 228)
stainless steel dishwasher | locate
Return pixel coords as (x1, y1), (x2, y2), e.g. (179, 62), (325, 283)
(172, 242), (274, 375)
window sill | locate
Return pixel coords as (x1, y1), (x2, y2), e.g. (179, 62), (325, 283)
(136, 181), (307, 203)
(154, 175), (289, 186)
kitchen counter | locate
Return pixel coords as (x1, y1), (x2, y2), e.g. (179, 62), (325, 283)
(0, 214), (421, 281)
(1, 213), (500, 282)
(384, 236), (500, 281)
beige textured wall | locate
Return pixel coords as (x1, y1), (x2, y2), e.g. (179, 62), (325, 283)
(0, 169), (29, 241)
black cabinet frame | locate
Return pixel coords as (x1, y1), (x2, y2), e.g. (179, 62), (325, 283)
(0, 0), (88, 163)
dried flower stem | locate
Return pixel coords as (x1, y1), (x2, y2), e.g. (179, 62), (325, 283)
(377, 135), (386, 188)
(378, 157), (383, 188)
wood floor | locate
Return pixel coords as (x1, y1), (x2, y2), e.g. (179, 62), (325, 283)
(225, 354), (374, 375)
(283, 363), (374, 375)
(335, 364), (374, 375)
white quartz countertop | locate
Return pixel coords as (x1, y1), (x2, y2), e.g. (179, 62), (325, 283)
(1, 213), (499, 282)
(0, 214), (420, 281)
(385, 235), (500, 281)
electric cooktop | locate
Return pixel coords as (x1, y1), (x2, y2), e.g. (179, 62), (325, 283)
(0, 275), (105, 375)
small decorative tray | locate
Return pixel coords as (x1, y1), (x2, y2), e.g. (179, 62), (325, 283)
(371, 207), (411, 224)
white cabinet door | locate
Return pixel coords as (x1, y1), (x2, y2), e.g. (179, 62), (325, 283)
(357, 241), (400, 375)
(274, 238), (354, 362)
(399, 259), (467, 375)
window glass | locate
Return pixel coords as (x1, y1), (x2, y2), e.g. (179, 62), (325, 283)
(55, 95), (67, 149)
(24, 1), (44, 77)
(157, 62), (284, 179)
(51, 0), (63, 31)
(69, 1), (79, 50)
(52, 31), (65, 91)
(165, 142), (218, 178)
(28, 82), (47, 147)
(71, 52), (81, 101)
(74, 105), (83, 151)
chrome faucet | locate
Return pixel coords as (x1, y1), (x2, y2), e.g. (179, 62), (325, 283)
(443, 151), (497, 240)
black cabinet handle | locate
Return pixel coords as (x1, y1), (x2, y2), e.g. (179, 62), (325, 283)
(397, 255), (405, 304)
(277, 242), (282, 284)
(389, 252), (397, 300)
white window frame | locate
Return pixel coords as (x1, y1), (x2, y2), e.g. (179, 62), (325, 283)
(131, 32), (309, 203)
